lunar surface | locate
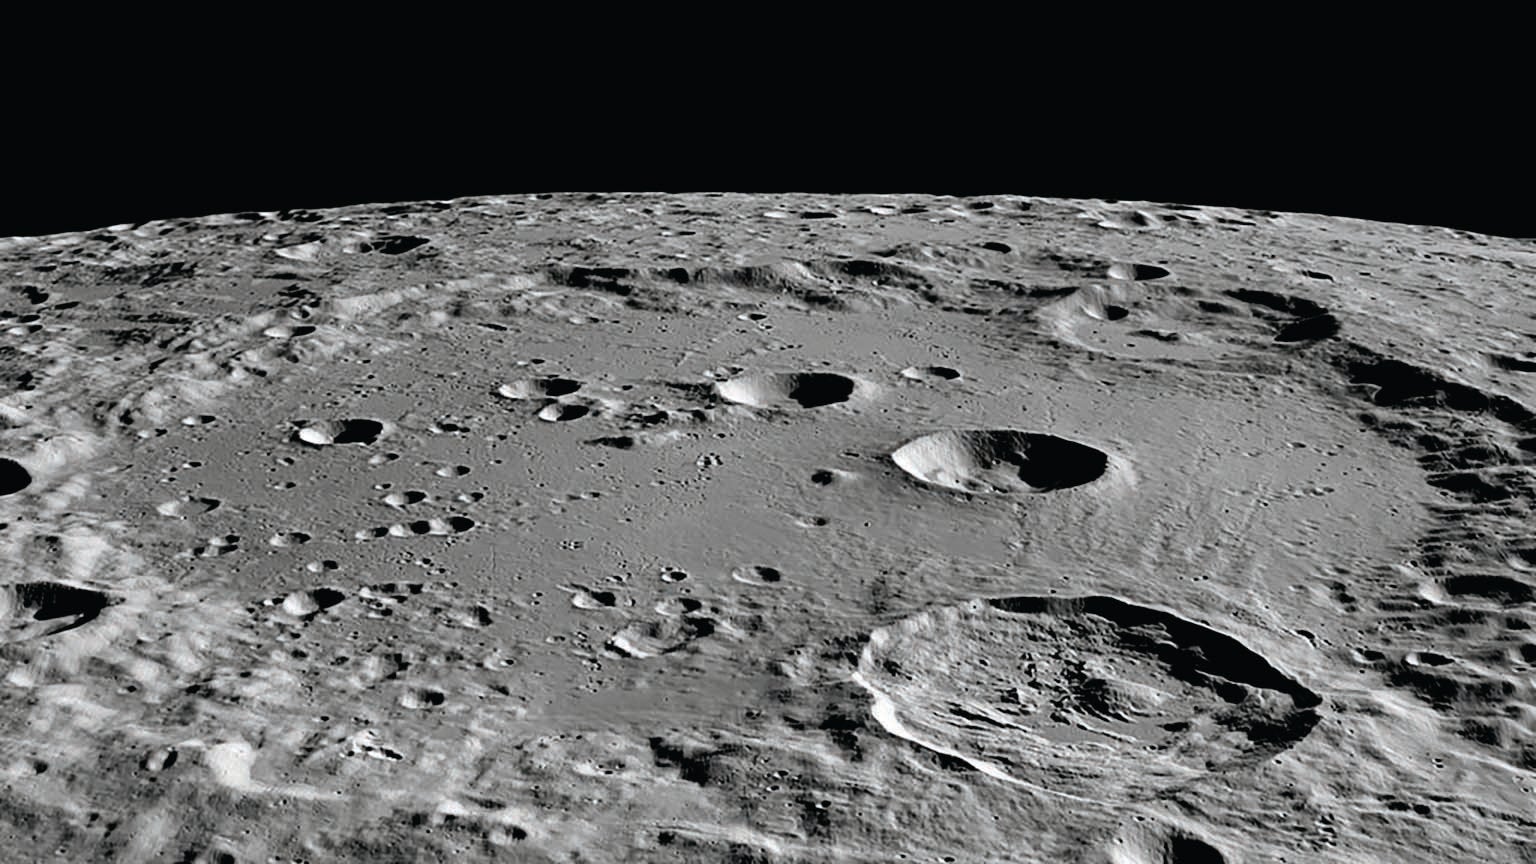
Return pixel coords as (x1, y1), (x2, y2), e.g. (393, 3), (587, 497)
(0, 193), (1533, 862)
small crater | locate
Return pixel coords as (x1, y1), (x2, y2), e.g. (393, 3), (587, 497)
(567, 585), (619, 609)
(1407, 651), (1455, 667)
(655, 597), (703, 616)
(193, 540), (240, 558)
(383, 490), (429, 508)
(538, 403), (591, 422)
(380, 515), (475, 539)
(281, 587), (346, 617)
(400, 688), (447, 709)
(141, 747), (178, 772)
(497, 377), (582, 399)
(455, 605), (494, 628)
(360, 236), (430, 255)
(1107, 263), (1170, 281)
(900, 366), (963, 382)
(156, 496), (222, 518)
(1438, 574), (1533, 605)
(731, 565), (783, 586)
(606, 616), (716, 658)
(715, 371), (863, 409)
(262, 324), (316, 339)
(15, 285), (49, 305)
(1276, 314), (1341, 342)
(979, 242), (1012, 254)
(268, 531), (312, 547)
(293, 418), (386, 446)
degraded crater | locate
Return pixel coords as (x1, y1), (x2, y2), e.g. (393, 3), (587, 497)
(854, 595), (1320, 801)
(891, 430), (1109, 494)
(714, 372), (862, 409)
(1, 582), (113, 643)
(0, 458), (30, 496)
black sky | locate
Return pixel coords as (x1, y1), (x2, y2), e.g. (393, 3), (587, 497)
(6, 74), (1526, 240)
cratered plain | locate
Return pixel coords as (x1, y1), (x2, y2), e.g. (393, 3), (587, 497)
(0, 193), (1530, 862)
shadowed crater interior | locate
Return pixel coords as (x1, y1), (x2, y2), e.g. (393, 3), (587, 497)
(1, 582), (113, 642)
(292, 418), (386, 446)
(715, 372), (859, 409)
(0, 458), (30, 496)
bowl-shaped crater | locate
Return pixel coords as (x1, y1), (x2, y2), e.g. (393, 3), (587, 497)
(891, 429), (1108, 493)
(714, 372), (860, 409)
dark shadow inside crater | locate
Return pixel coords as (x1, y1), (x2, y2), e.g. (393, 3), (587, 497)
(996, 434), (1110, 491)
(334, 419), (385, 445)
(0, 459), (30, 496)
(6, 582), (113, 638)
(787, 374), (856, 408)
